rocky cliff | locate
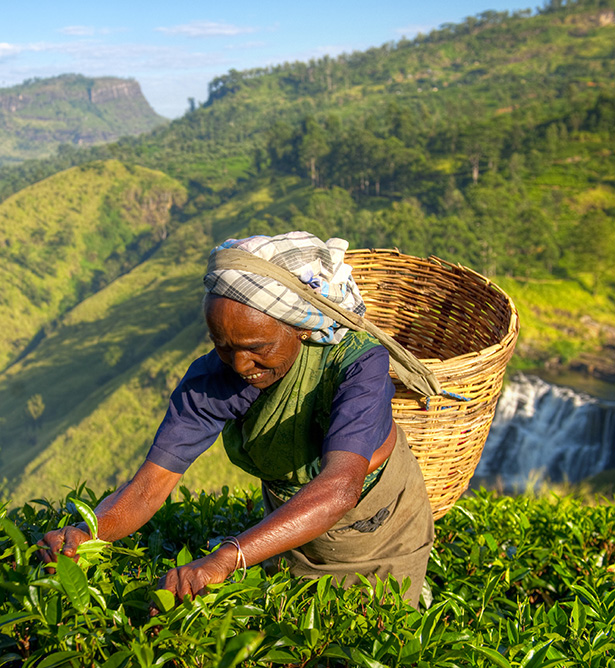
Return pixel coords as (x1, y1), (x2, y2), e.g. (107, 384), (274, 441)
(0, 74), (167, 164)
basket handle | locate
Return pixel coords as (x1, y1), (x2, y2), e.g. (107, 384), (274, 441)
(208, 249), (442, 398)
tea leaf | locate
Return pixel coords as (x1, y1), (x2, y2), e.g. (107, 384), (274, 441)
(150, 588), (176, 614)
(55, 553), (90, 613)
(467, 644), (512, 668)
(71, 498), (99, 539)
(571, 597), (587, 635)
(36, 651), (83, 668)
(176, 544), (193, 567)
(218, 631), (264, 668)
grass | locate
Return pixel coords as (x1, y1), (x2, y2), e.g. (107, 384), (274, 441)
(498, 275), (615, 367)
(2, 4), (615, 507)
(2, 165), (614, 506)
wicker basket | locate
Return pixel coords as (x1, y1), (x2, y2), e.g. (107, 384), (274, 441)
(346, 249), (520, 520)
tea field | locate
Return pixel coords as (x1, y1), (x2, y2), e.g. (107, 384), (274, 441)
(1, 486), (614, 667)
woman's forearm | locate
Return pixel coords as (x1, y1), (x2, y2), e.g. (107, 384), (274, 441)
(39, 460), (182, 562)
(93, 461), (182, 542)
(156, 450), (370, 601)
(244, 481), (354, 559)
(219, 450), (368, 573)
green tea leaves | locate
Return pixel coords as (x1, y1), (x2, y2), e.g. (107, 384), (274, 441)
(0, 486), (614, 666)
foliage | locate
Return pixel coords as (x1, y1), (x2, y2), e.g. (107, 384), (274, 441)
(0, 179), (255, 506)
(0, 486), (614, 666)
(1, 3), (614, 288)
(497, 276), (615, 368)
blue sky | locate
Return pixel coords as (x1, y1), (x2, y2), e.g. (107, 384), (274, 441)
(1, 0), (534, 119)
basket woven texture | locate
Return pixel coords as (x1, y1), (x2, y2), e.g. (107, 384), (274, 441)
(346, 249), (520, 520)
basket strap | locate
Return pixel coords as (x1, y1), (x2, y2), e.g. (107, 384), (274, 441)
(207, 248), (442, 397)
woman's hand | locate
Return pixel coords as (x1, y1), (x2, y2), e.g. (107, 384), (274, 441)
(37, 524), (91, 566)
(37, 462), (181, 567)
(157, 549), (237, 603)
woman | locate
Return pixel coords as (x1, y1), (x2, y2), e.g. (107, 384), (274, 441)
(39, 231), (435, 608)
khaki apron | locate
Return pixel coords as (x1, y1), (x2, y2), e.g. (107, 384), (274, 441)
(262, 424), (434, 608)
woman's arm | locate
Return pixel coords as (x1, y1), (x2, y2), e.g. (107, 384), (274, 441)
(38, 460), (182, 563)
(159, 449), (369, 600)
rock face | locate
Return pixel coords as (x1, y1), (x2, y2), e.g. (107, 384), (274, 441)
(89, 79), (141, 104)
(0, 74), (167, 164)
(0, 77), (143, 112)
(570, 345), (615, 383)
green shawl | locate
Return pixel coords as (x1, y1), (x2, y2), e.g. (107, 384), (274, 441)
(221, 330), (380, 487)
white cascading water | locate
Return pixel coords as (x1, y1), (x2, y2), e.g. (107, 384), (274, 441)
(474, 373), (615, 491)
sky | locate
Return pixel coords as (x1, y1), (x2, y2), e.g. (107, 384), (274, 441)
(0, 0), (535, 119)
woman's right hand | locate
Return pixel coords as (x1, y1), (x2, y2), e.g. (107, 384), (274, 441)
(37, 525), (91, 565)
(35, 461), (182, 567)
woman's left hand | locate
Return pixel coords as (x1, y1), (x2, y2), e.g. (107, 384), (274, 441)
(154, 449), (370, 612)
(157, 551), (235, 604)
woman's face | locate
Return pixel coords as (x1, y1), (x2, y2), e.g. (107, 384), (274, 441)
(205, 296), (308, 389)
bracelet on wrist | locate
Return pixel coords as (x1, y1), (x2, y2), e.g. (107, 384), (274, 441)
(219, 536), (247, 582)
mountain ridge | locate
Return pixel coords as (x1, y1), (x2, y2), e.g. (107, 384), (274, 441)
(0, 74), (167, 165)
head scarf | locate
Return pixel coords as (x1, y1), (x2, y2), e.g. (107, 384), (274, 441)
(203, 231), (365, 344)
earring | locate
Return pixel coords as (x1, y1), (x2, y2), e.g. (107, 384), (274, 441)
(301, 333), (309, 341)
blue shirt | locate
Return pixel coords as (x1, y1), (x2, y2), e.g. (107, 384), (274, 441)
(146, 345), (395, 475)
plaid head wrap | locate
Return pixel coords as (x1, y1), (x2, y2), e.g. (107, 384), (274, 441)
(203, 231), (365, 344)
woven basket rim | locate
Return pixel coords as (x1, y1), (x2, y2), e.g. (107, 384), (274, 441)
(347, 248), (520, 364)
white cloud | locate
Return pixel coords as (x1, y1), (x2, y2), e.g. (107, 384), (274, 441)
(58, 26), (129, 37)
(156, 21), (257, 38)
(0, 42), (22, 59)
(59, 26), (96, 37)
(6, 39), (228, 73)
(224, 41), (267, 51)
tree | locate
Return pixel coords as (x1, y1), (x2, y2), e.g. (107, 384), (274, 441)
(266, 121), (296, 172)
(569, 209), (615, 293)
(299, 116), (329, 186)
(26, 394), (45, 426)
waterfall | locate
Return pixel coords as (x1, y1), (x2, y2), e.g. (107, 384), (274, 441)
(474, 373), (615, 491)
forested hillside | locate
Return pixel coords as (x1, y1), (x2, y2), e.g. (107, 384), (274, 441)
(1, 0), (614, 504)
(0, 75), (167, 165)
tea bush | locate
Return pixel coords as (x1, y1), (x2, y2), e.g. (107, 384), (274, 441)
(1, 486), (614, 667)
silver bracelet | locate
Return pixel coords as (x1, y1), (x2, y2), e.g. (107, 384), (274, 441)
(220, 536), (247, 582)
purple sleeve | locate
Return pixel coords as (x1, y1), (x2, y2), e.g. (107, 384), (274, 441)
(146, 351), (260, 473)
(322, 346), (395, 462)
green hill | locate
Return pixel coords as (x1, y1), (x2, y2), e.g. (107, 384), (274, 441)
(0, 74), (167, 165)
(0, 160), (187, 371)
(1, 0), (615, 505)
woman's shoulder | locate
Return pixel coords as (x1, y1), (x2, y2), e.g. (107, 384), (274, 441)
(326, 330), (386, 372)
(183, 348), (226, 378)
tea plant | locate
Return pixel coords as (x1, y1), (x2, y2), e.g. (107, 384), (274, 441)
(1, 486), (614, 667)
